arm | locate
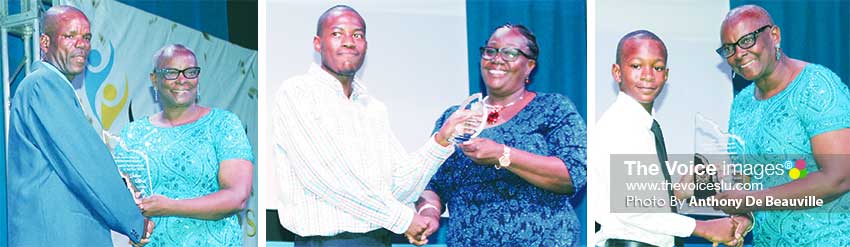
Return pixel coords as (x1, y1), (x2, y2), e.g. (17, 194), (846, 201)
(26, 79), (146, 242)
(409, 190), (443, 246)
(389, 107), (467, 203)
(520, 98), (587, 194)
(140, 159), (253, 220)
(273, 85), (415, 234)
(505, 149), (573, 193)
(458, 98), (586, 194)
(717, 71), (850, 213)
(717, 128), (850, 213)
(611, 213), (738, 244)
(458, 139), (573, 193)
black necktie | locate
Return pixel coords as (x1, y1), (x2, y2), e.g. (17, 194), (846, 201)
(651, 120), (684, 247)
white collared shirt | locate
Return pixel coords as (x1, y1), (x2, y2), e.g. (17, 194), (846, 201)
(591, 92), (696, 247)
(272, 63), (454, 236)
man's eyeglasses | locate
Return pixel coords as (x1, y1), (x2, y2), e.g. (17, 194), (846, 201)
(154, 67), (201, 80)
(716, 25), (772, 58)
(480, 47), (532, 62)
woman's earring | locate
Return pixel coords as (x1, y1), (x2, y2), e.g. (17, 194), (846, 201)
(196, 84), (201, 102)
(525, 77), (530, 84)
(731, 70), (736, 79)
(151, 86), (159, 103)
(775, 44), (781, 61)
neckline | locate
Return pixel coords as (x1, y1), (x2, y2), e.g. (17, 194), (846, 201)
(752, 63), (811, 103)
(309, 63), (367, 100)
(482, 92), (539, 129)
(147, 107), (214, 129)
(615, 92), (656, 130)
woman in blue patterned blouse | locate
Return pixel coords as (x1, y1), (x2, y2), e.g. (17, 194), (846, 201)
(410, 24), (587, 247)
(115, 44), (254, 246)
(713, 5), (850, 247)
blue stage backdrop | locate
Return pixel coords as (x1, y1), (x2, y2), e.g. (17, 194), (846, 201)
(2, 1), (256, 246)
(117, 0), (229, 41)
(730, 0), (850, 94)
(466, 0), (587, 245)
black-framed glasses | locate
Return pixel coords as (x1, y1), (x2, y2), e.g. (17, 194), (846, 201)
(716, 25), (772, 58)
(480, 46), (532, 62)
(154, 67), (201, 80)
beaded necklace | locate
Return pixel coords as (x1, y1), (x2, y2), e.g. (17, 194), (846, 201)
(483, 91), (526, 125)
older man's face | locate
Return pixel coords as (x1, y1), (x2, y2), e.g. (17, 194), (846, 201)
(44, 11), (92, 78)
(314, 10), (367, 77)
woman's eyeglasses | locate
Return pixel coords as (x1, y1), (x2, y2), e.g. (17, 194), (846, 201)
(480, 47), (532, 62)
(716, 25), (772, 58)
(154, 67), (202, 80)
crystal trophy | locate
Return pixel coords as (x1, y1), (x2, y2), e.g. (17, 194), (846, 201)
(684, 113), (747, 215)
(107, 133), (154, 198)
(693, 153), (718, 199)
(449, 93), (488, 143)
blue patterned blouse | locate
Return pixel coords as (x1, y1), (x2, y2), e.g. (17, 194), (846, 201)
(728, 64), (850, 246)
(116, 108), (254, 247)
(426, 92), (586, 247)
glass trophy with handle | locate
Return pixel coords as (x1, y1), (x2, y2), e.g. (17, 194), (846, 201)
(449, 93), (488, 144)
(106, 132), (154, 198)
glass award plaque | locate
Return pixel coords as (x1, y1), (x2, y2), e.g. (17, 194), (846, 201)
(679, 113), (748, 215)
(108, 133), (154, 198)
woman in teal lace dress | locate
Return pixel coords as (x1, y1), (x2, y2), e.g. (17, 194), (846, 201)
(116, 44), (254, 246)
(411, 24), (586, 247)
(714, 5), (850, 246)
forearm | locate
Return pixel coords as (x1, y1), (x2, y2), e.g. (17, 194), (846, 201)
(283, 140), (415, 233)
(415, 190), (443, 216)
(275, 96), (416, 232)
(391, 134), (454, 203)
(166, 188), (249, 220)
(506, 148), (573, 194)
(615, 212), (696, 237)
(746, 170), (850, 211)
(283, 145), (415, 232)
(743, 129), (850, 210)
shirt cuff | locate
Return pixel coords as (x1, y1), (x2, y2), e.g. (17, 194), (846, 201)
(425, 133), (455, 159)
(385, 201), (416, 234)
(673, 214), (697, 237)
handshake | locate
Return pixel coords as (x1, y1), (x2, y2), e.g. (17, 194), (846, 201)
(405, 206), (442, 246)
(693, 214), (752, 247)
(120, 172), (156, 247)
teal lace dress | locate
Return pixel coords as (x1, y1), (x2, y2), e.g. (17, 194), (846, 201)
(728, 64), (850, 246)
(115, 108), (254, 246)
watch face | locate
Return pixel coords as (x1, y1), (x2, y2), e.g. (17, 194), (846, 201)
(499, 156), (510, 167)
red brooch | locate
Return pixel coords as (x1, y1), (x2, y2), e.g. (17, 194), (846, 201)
(487, 110), (500, 125)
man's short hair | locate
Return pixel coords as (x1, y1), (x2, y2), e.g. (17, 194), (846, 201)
(315, 5), (365, 36)
(615, 30), (667, 64)
(41, 5), (88, 37)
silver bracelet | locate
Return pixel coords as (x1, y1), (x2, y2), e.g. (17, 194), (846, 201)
(417, 204), (439, 215)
